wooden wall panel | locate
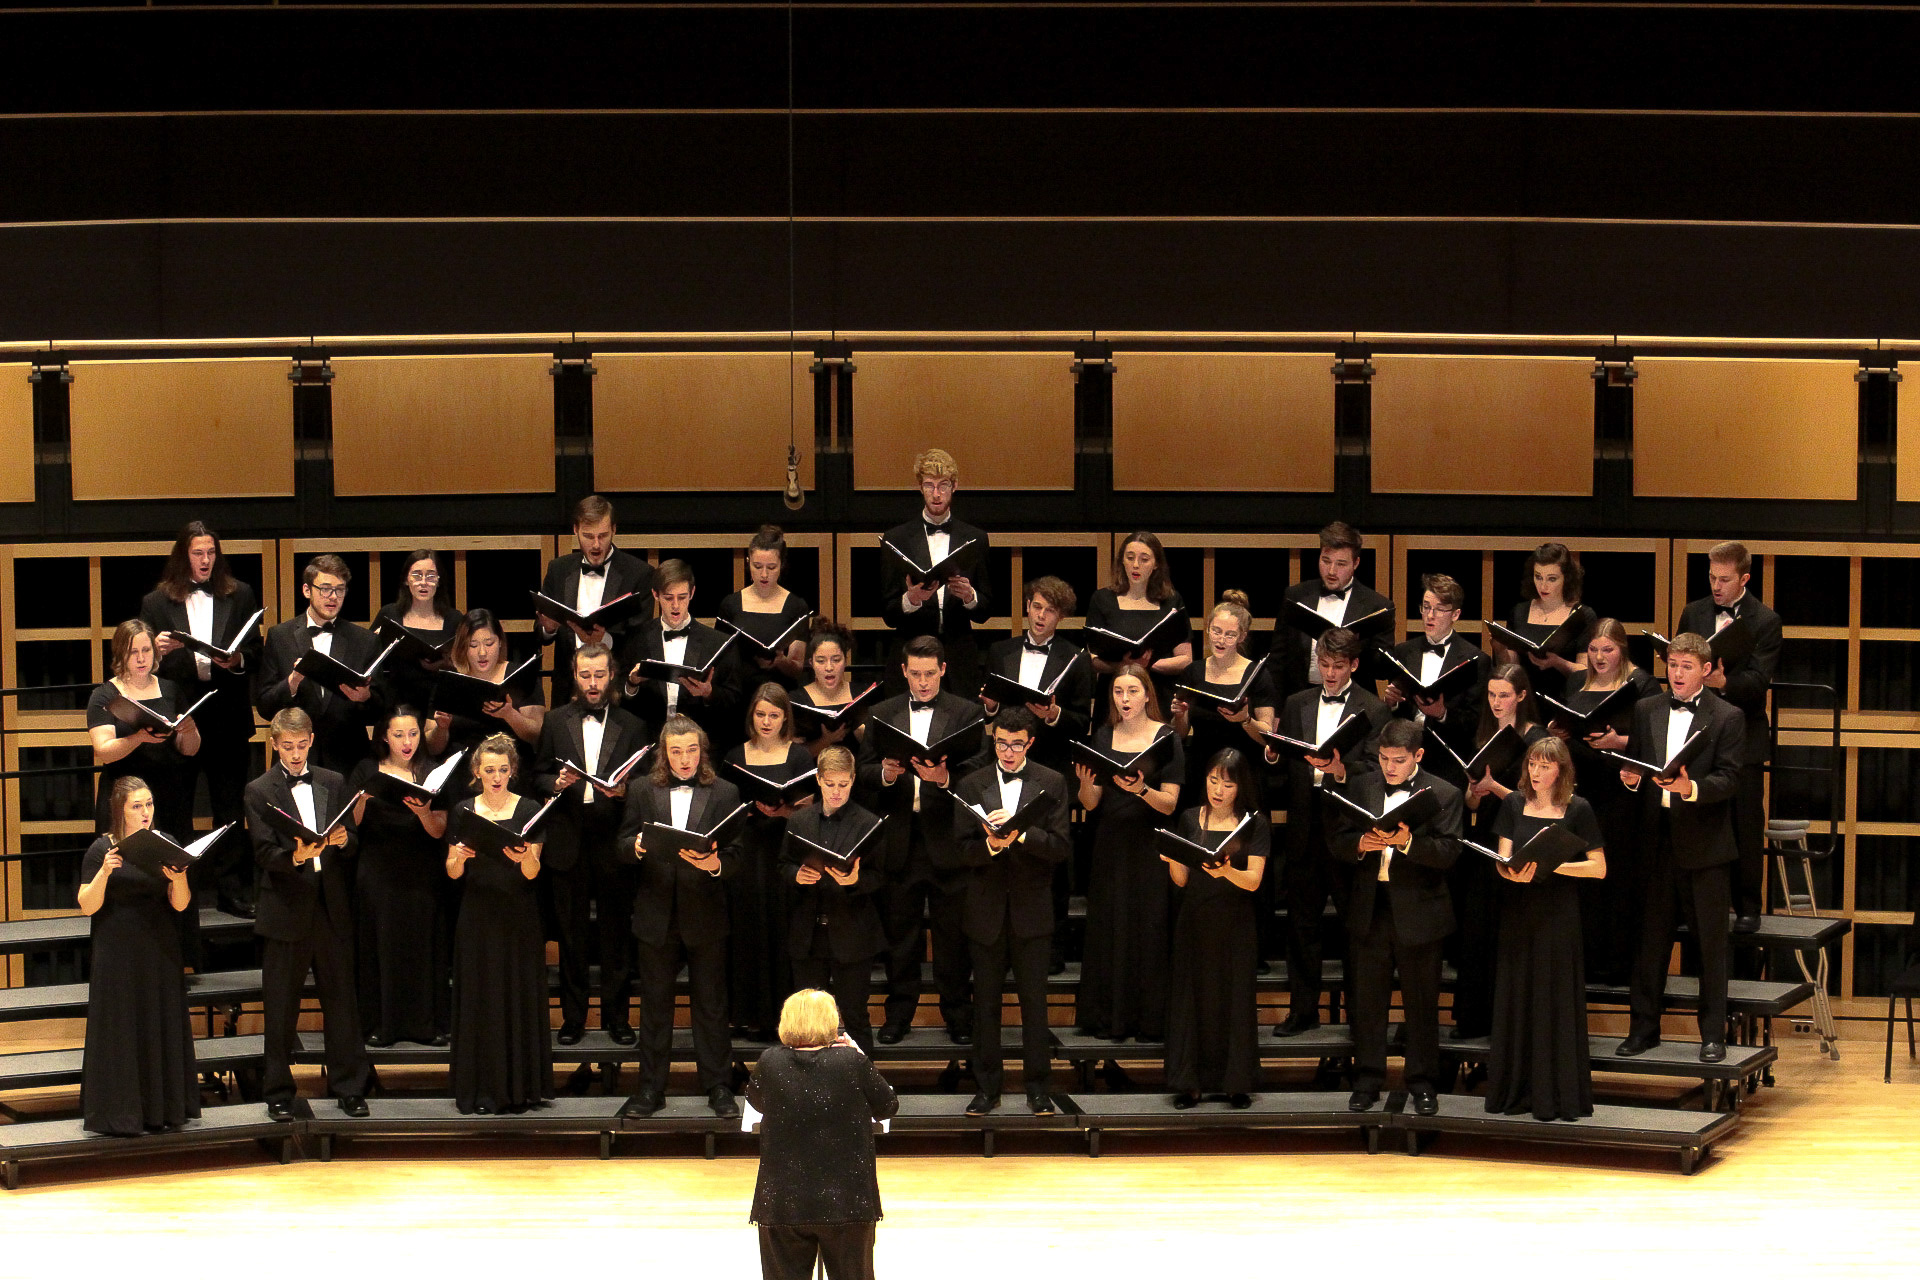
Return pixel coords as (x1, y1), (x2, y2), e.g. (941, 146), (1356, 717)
(593, 353), (815, 492)
(331, 354), (555, 497)
(851, 352), (1075, 491)
(0, 365), (32, 505)
(1110, 352), (1333, 491)
(1635, 357), (1857, 501)
(1370, 355), (1594, 496)
(68, 359), (293, 501)
(1898, 372), (1920, 503)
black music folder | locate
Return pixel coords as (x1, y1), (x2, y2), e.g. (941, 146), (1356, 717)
(716, 611), (815, 658)
(558, 746), (653, 793)
(1485, 617), (1581, 658)
(1285, 600), (1393, 642)
(788, 682), (884, 729)
(373, 614), (455, 665)
(639, 803), (751, 858)
(1427, 723), (1525, 782)
(1538, 685), (1639, 738)
(1070, 731), (1178, 779)
(1154, 813), (1254, 870)
(431, 653), (542, 719)
(881, 535), (980, 585)
(864, 715), (984, 766)
(1376, 650), (1480, 702)
(954, 787), (1056, 840)
(165, 609), (263, 662)
(1321, 785), (1443, 837)
(1606, 729), (1709, 783)
(724, 761), (822, 807)
(261, 792), (366, 846)
(448, 793), (564, 857)
(107, 689), (215, 735)
(1643, 622), (1755, 670)
(788, 814), (885, 874)
(115, 823), (236, 876)
(530, 589), (653, 634)
(981, 653), (1084, 708)
(1259, 712), (1371, 764)
(1175, 653), (1271, 709)
(364, 749), (471, 809)
(296, 638), (400, 690)
(1465, 823), (1589, 873)
(636, 632), (740, 683)
(1081, 607), (1189, 663)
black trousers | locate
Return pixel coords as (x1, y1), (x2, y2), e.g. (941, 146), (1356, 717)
(1447, 855), (1499, 1036)
(1732, 762), (1767, 919)
(792, 952), (879, 1056)
(758, 1222), (877, 1280)
(1631, 829), (1732, 1042)
(635, 931), (730, 1097)
(878, 868), (972, 1034)
(262, 928), (371, 1103)
(970, 927), (1052, 1098)
(551, 847), (637, 1028)
(1282, 820), (1338, 1017)
(1349, 902), (1445, 1091)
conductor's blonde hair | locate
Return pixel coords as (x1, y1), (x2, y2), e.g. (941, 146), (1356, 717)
(912, 448), (959, 482)
(778, 989), (842, 1049)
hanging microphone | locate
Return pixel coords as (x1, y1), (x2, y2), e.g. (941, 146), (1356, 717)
(783, 444), (804, 511)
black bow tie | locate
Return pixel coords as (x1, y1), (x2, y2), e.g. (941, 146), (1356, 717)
(662, 623), (690, 638)
(1718, 604), (1739, 620)
(1670, 696), (1700, 713)
(1320, 690), (1347, 705)
(307, 622), (334, 636)
(284, 771), (312, 787)
(923, 519), (950, 537)
(1022, 639), (1051, 655)
(998, 767), (1025, 785)
(1320, 584), (1351, 601)
(1422, 639), (1450, 657)
(582, 706), (608, 724)
(909, 698), (937, 713)
(579, 561), (607, 578)
(189, 584), (212, 597)
(1387, 788), (1410, 802)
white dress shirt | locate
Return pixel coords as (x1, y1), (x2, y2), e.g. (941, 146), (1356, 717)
(908, 703), (935, 811)
(185, 587), (214, 680)
(900, 514), (950, 620)
(289, 772), (321, 871)
(575, 559), (610, 617)
(670, 783), (694, 829)
(1377, 767), (1421, 881)
(1662, 698), (1698, 808)
(1715, 591), (1746, 634)
(662, 623), (691, 715)
(1017, 642), (1050, 692)
(580, 710), (607, 806)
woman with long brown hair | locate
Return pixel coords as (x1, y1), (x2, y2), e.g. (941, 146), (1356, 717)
(1496, 541), (1599, 705)
(87, 619), (202, 839)
(1084, 531), (1194, 709)
(724, 683), (817, 1039)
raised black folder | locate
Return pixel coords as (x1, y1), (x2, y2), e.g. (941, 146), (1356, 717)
(788, 814), (885, 874)
(788, 682), (884, 730)
(448, 793), (564, 857)
(1605, 729), (1709, 783)
(261, 793), (367, 867)
(364, 750), (471, 809)
(1285, 600), (1393, 642)
(1081, 607), (1189, 663)
(953, 787), (1056, 840)
(1426, 723), (1525, 781)
(864, 715), (984, 766)
(1322, 785), (1443, 836)
(1464, 821), (1590, 873)
(725, 761), (822, 807)
(1154, 813), (1254, 870)
(529, 589), (653, 634)
(163, 609), (263, 662)
(557, 746), (653, 794)
(107, 690), (216, 735)
(295, 638), (401, 690)
(1538, 685), (1639, 738)
(716, 611), (815, 659)
(639, 803), (751, 858)
(431, 653), (542, 719)
(981, 653), (1084, 708)
(115, 823), (237, 876)
(1258, 712), (1371, 764)
(1484, 617), (1582, 658)
(881, 535), (980, 585)
(1643, 621), (1755, 670)
(1375, 650), (1480, 702)
(373, 615), (455, 665)
(1070, 731), (1178, 779)
(635, 632), (740, 683)
(1174, 653), (1271, 709)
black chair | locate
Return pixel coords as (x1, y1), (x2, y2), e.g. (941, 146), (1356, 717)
(1887, 963), (1920, 1083)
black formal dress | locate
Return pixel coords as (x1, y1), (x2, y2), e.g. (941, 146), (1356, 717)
(1562, 669), (1662, 984)
(1175, 658), (1278, 801)
(346, 757), (451, 1044)
(617, 776), (747, 1100)
(1078, 723), (1184, 1040)
(256, 616), (386, 774)
(878, 513), (993, 697)
(1276, 576), (1394, 701)
(716, 591), (813, 693)
(1084, 587), (1191, 712)
(140, 580), (263, 913)
(726, 742), (816, 1037)
(782, 802), (888, 1055)
(80, 836), (199, 1135)
(1165, 809), (1270, 1097)
(1677, 591), (1783, 921)
(1328, 768), (1464, 1093)
(87, 678), (193, 839)
(371, 602), (463, 718)
(449, 794), (554, 1114)
(1486, 792), (1602, 1119)
(791, 683), (866, 754)
(1452, 721), (1549, 1038)
(1501, 602), (1599, 706)
(245, 764), (373, 1105)
(538, 547), (655, 706)
(534, 701), (651, 1032)
(748, 1044), (899, 1280)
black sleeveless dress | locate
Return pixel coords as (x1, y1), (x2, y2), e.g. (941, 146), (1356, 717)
(449, 794), (554, 1114)
(1165, 810), (1270, 1095)
(348, 757), (453, 1044)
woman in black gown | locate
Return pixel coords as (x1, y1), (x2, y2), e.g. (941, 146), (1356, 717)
(87, 620), (202, 839)
(445, 732), (553, 1114)
(1453, 663), (1549, 1039)
(1074, 661), (1184, 1049)
(373, 550), (462, 717)
(715, 525), (813, 692)
(1084, 531), (1193, 712)
(349, 706), (452, 1047)
(1547, 618), (1661, 984)
(724, 683), (817, 1039)
(78, 776), (199, 1135)
(1497, 541), (1598, 706)
(1168, 592), (1277, 801)
(789, 621), (868, 759)
(428, 607), (546, 766)
(1163, 748), (1269, 1109)
(1487, 736), (1607, 1120)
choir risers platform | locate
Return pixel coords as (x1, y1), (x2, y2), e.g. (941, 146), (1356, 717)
(0, 1034), (264, 1101)
(1438, 1035), (1777, 1111)
(1070, 1091), (1393, 1157)
(1398, 1093), (1741, 1175)
(0, 1102), (296, 1190)
(306, 1096), (633, 1162)
(882, 1093), (1081, 1157)
(0, 908), (254, 955)
(0, 968), (282, 1026)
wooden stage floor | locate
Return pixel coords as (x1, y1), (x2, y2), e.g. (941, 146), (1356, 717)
(1, 1041), (1916, 1279)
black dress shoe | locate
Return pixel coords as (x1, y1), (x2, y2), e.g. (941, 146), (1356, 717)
(218, 898), (255, 920)
(1700, 1040), (1727, 1063)
(1274, 1013), (1319, 1038)
(472, 1104), (494, 1116)
(708, 1087), (739, 1119)
(965, 1092), (1000, 1116)
(266, 1100), (295, 1122)
(948, 1028), (972, 1046)
(1228, 1093), (1253, 1110)
(1410, 1085), (1439, 1117)
(1100, 1060), (1133, 1089)
(607, 1023), (638, 1047)
(430, 1032), (451, 1048)
(1048, 957), (1067, 976)
(364, 1033), (394, 1049)
(1733, 914), (1761, 933)
(1347, 1089), (1379, 1112)
(1027, 1090), (1056, 1116)
(876, 1021), (909, 1045)
(556, 1022), (585, 1046)
(623, 1092), (663, 1118)
(1171, 1091), (1200, 1110)
(1616, 1033), (1660, 1057)
(338, 1096), (370, 1118)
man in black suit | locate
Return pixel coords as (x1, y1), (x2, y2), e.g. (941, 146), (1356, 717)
(616, 715), (746, 1118)
(140, 520), (264, 919)
(1379, 572), (1488, 750)
(619, 558), (742, 755)
(1276, 521), (1392, 701)
(534, 642), (651, 1047)
(1677, 541), (1782, 931)
(255, 553), (384, 774)
(880, 447), (993, 697)
(1327, 718), (1464, 1116)
(856, 634), (982, 1045)
(244, 708), (372, 1121)
(1265, 627), (1391, 1035)
(1617, 632), (1746, 1063)
(536, 493), (655, 706)
(945, 708), (1073, 1115)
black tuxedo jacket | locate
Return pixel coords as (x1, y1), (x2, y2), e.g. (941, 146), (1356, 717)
(1328, 769), (1464, 949)
(943, 761), (1072, 946)
(879, 515), (993, 691)
(1625, 690), (1746, 870)
(138, 581), (263, 742)
(1385, 633), (1488, 740)
(539, 548), (655, 705)
(616, 776), (745, 946)
(618, 618), (742, 748)
(854, 689), (982, 883)
(1276, 577), (1393, 700)
(781, 802), (888, 963)
(255, 616), (385, 771)
(532, 701), (652, 873)
(1276, 682), (1390, 858)
(1677, 593), (1782, 764)
(245, 765), (359, 943)
(978, 635), (1094, 776)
